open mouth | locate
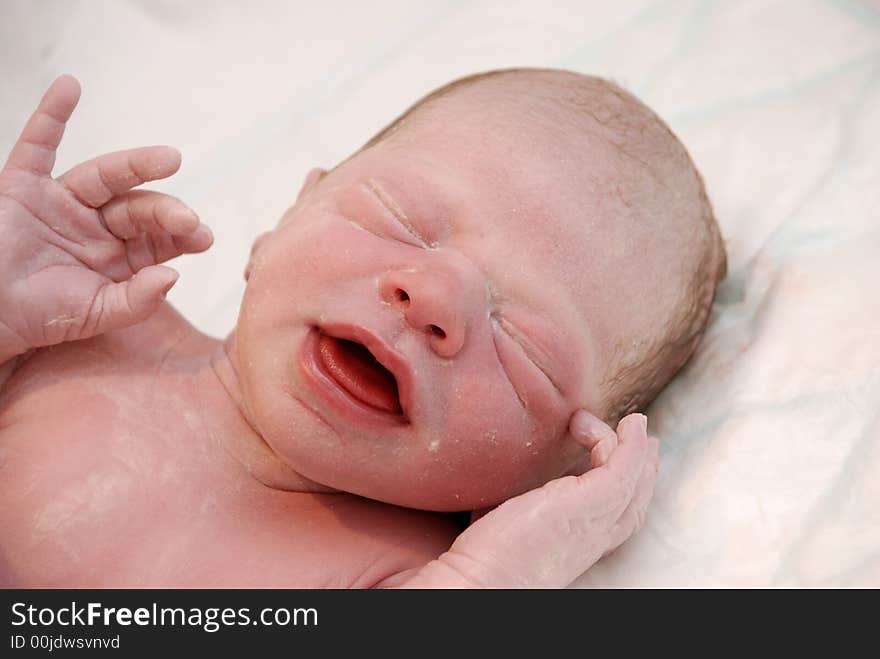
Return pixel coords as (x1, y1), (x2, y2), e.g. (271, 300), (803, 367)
(316, 333), (403, 416)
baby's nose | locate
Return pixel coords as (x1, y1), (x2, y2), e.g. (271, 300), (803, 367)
(379, 256), (485, 358)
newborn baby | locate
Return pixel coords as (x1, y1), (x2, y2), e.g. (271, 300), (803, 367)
(0, 68), (725, 587)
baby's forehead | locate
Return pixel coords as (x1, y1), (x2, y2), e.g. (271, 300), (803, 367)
(400, 90), (624, 213)
(409, 84), (595, 163)
(387, 102), (623, 252)
(370, 137), (605, 265)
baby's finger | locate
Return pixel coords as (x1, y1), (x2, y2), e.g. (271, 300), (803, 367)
(587, 413), (648, 494)
(85, 265), (179, 336)
(100, 190), (201, 239)
(172, 225), (214, 253)
(605, 434), (660, 555)
(4, 74), (81, 176)
(121, 225), (213, 274)
(59, 146), (182, 208)
(570, 409), (618, 468)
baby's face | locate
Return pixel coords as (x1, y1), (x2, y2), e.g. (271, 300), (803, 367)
(236, 89), (656, 511)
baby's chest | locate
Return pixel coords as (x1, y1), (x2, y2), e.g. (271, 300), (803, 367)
(0, 366), (457, 587)
(185, 491), (459, 588)
(0, 376), (203, 584)
(0, 420), (452, 587)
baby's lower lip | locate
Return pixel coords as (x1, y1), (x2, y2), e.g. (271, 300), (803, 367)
(317, 334), (402, 414)
(298, 327), (409, 430)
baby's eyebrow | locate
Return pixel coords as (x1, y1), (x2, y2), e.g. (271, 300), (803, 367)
(365, 178), (431, 247)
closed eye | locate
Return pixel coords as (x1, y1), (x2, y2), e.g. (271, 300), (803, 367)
(491, 315), (528, 407)
(344, 208), (425, 249)
(494, 315), (561, 395)
(491, 315), (564, 414)
(365, 179), (431, 247)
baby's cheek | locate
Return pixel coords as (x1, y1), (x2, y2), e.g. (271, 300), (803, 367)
(422, 371), (569, 506)
(462, 374), (569, 477)
(276, 216), (365, 280)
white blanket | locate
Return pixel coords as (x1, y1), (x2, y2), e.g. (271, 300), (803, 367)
(2, 0), (878, 586)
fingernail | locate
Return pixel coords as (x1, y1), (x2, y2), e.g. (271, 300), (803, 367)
(196, 223), (213, 241)
(594, 443), (610, 467)
(637, 413), (648, 432)
(161, 269), (180, 294)
(570, 410), (592, 437)
(160, 145), (182, 165)
(187, 223), (213, 244)
(179, 207), (200, 227)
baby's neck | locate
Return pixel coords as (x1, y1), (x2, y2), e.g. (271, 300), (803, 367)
(197, 331), (337, 494)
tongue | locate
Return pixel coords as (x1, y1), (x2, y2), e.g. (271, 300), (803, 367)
(318, 335), (402, 414)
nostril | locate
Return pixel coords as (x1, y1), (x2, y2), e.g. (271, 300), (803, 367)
(428, 324), (446, 339)
(395, 289), (410, 305)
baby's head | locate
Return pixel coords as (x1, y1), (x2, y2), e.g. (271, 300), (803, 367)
(234, 68), (726, 511)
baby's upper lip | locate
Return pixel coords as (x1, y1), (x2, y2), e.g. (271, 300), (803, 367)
(317, 322), (414, 419)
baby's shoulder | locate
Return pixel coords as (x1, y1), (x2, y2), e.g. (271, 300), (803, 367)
(0, 300), (209, 496)
(1, 301), (202, 402)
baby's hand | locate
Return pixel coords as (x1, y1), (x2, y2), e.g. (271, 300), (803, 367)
(0, 75), (211, 363)
(397, 412), (659, 588)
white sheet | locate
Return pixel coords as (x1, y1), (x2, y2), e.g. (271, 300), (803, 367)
(2, 0), (878, 586)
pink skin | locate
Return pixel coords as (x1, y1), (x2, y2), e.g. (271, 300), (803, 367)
(399, 413), (659, 587)
(0, 76), (660, 587)
(0, 75), (213, 371)
(234, 83), (661, 511)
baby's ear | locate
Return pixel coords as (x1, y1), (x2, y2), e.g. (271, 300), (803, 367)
(296, 167), (327, 202)
(244, 230), (274, 282)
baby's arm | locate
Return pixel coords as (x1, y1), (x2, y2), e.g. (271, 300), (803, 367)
(385, 413), (658, 588)
(0, 76), (211, 374)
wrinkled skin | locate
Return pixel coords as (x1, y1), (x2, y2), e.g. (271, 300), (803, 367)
(0, 76), (658, 587)
(237, 78), (669, 513)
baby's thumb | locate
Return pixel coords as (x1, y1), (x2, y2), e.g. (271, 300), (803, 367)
(90, 265), (178, 335)
(569, 409), (618, 469)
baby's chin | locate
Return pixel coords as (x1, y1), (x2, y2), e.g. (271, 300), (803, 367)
(314, 451), (571, 513)
(347, 482), (511, 513)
